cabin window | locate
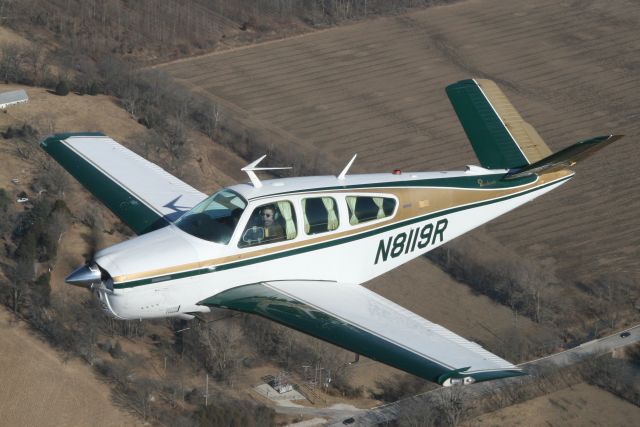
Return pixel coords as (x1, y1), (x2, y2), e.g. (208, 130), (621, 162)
(239, 201), (297, 247)
(346, 196), (396, 225)
(175, 189), (246, 244)
(301, 197), (339, 235)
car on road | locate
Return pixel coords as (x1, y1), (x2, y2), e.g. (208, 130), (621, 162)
(620, 331), (631, 338)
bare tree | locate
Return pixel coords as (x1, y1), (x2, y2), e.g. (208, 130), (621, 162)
(436, 385), (470, 427)
(0, 42), (25, 82)
(121, 82), (141, 117)
(198, 100), (223, 139)
(32, 155), (70, 199)
(133, 379), (154, 421)
(196, 319), (243, 383)
(21, 45), (49, 84)
(80, 209), (104, 260)
(49, 207), (70, 245)
(7, 255), (34, 314)
(515, 260), (554, 323)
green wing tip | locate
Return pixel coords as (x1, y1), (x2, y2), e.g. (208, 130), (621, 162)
(437, 366), (471, 384)
(469, 368), (527, 384)
(40, 132), (107, 148)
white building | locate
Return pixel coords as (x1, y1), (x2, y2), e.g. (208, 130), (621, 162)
(0, 89), (28, 109)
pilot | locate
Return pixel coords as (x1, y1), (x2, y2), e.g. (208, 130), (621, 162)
(260, 205), (284, 243)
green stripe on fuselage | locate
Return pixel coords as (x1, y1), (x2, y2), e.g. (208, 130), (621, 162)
(41, 134), (168, 235)
(251, 173), (535, 201)
(114, 175), (570, 289)
(199, 283), (525, 384)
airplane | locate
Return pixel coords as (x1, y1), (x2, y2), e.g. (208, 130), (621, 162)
(41, 79), (623, 387)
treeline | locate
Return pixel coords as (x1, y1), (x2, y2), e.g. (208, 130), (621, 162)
(427, 235), (640, 347)
(583, 349), (640, 407)
(206, 0), (453, 26)
(427, 237), (556, 324)
(0, 122), (71, 318)
(1, 1), (452, 62)
(3, 0), (221, 60)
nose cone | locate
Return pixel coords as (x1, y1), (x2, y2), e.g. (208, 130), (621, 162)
(66, 264), (102, 287)
(94, 226), (205, 281)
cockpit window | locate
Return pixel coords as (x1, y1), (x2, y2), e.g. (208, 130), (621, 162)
(238, 201), (297, 248)
(175, 189), (246, 244)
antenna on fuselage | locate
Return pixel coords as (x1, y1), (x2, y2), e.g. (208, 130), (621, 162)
(337, 154), (357, 180)
(241, 155), (292, 188)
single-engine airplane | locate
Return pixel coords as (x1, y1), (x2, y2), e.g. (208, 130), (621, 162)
(42, 79), (623, 386)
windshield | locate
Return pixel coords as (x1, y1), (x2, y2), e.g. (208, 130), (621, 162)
(175, 189), (246, 244)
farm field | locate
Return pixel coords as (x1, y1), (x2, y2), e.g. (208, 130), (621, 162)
(465, 382), (640, 427)
(0, 308), (141, 427)
(160, 0), (640, 284)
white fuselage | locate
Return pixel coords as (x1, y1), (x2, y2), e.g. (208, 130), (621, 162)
(92, 170), (571, 321)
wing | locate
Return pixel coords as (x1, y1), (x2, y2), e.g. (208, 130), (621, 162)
(199, 280), (524, 385)
(41, 133), (207, 235)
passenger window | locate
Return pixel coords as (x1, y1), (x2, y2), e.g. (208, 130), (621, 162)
(301, 197), (339, 235)
(239, 201), (297, 247)
(346, 196), (396, 225)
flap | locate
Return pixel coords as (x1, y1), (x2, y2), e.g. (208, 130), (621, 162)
(41, 133), (207, 235)
(200, 280), (524, 384)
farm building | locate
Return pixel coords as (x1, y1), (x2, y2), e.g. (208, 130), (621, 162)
(0, 89), (28, 109)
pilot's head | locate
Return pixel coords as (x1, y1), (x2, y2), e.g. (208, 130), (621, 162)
(261, 206), (276, 227)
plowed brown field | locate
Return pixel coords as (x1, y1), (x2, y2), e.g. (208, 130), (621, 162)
(466, 382), (640, 427)
(160, 0), (639, 283)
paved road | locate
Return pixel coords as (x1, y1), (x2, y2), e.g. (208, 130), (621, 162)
(276, 404), (364, 420)
(521, 324), (640, 369)
(311, 324), (640, 426)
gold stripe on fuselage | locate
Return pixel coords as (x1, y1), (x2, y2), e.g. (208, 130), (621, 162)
(112, 170), (572, 284)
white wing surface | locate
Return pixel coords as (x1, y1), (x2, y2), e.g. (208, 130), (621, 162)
(41, 133), (207, 234)
(200, 280), (524, 385)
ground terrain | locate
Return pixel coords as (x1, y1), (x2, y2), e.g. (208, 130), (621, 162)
(1, 0), (639, 424)
(0, 309), (141, 426)
(466, 382), (638, 427)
